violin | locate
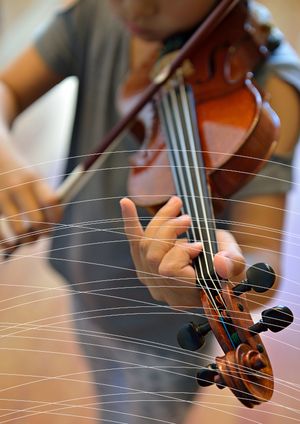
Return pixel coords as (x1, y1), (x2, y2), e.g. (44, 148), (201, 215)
(2, 0), (294, 407)
(118, 0), (294, 407)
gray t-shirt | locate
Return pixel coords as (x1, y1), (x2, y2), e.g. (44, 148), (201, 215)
(34, 0), (300, 334)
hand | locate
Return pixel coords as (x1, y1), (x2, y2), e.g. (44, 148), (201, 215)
(0, 140), (62, 250)
(121, 196), (245, 308)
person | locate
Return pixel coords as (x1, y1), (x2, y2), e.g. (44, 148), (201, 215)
(0, 0), (299, 422)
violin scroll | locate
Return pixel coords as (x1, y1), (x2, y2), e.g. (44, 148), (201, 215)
(178, 262), (294, 407)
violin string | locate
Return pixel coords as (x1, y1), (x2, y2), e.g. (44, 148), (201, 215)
(158, 91), (206, 287)
(178, 82), (231, 315)
(175, 79), (242, 348)
(177, 79), (227, 307)
(169, 86), (212, 274)
(157, 82), (223, 314)
(175, 80), (237, 347)
(161, 74), (221, 297)
(175, 78), (250, 347)
(177, 81), (223, 288)
(167, 86), (221, 299)
(160, 88), (223, 316)
(157, 93), (206, 285)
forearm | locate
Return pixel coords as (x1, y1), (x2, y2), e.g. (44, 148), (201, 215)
(0, 81), (26, 173)
(0, 46), (63, 122)
(0, 45), (63, 159)
(0, 52), (63, 243)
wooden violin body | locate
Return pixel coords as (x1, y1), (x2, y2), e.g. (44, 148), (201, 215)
(126, 81), (278, 213)
(120, 0), (280, 213)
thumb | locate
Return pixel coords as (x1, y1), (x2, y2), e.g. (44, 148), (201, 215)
(214, 250), (245, 279)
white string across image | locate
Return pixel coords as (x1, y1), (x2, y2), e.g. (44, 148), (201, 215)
(0, 0), (299, 422)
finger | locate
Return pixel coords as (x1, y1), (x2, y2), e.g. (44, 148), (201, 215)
(2, 230), (40, 258)
(214, 251), (245, 279)
(13, 187), (49, 231)
(120, 197), (144, 256)
(1, 196), (28, 236)
(216, 229), (243, 252)
(0, 218), (16, 250)
(146, 215), (192, 265)
(162, 287), (202, 308)
(157, 242), (203, 308)
(214, 230), (245, 278)
(158, 241), (202, 283)
(0, 218), (40, 257)
(42, 202), (63, 226)
(214, 234), (245, 279)
(33, 183), (63, 224)
(145, 196), (183, 238)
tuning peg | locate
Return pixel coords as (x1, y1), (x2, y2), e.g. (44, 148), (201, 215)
(196, 364), (225, 388)
(249, 305), (294, 334)
(177, 321), (211, 351)
(233, 263), (275, 296)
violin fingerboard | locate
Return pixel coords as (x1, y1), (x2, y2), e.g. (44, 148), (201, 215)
(158, 82), (221, 291)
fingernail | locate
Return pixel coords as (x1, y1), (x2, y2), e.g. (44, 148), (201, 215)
(191, 242), (202, 249)
(176, 214), (190, 221)
(169, 196), (181, 206)
(189, 242), (202, 253)
(119, 198), (126, 212)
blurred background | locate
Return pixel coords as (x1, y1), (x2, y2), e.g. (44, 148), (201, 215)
(0, 1), (299, 423)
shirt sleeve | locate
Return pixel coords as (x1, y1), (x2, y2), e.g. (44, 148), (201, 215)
(33, 0), (103, 78)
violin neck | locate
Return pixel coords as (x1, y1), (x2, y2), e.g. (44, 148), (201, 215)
(158, 83), (220, 290)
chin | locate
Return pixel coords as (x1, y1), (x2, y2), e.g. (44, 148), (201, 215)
(137, 33), (162, 42)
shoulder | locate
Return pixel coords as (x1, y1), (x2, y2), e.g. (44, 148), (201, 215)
(56, 0), (104, 15)
(250, 1), (300, 93)
(47, 0), (116, 37)
(58, 0), (119, 26)
(57, 0), (127, 46)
